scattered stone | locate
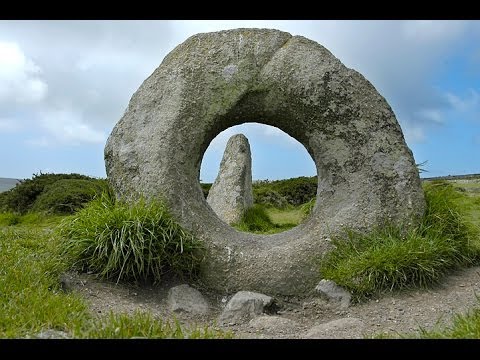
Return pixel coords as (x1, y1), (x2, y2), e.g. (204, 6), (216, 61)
(59, 273), (75, 292)
(207, 134), (253, 225)
(249, 315), (300, 333)
(59, 272), (85, 292)
(167, 284), (209, 315)
(105, 28), (425, 295)
(304, 318), (366, 339)
(315, 279), (352, 308)
(219, 291), (274, 324)
(33, 330), (71, 339)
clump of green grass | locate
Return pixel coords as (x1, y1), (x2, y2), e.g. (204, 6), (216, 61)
(319, 181), (480, 301)
(234, 204), (276, 232)
(232, 204), (296, 234)
(59, 194), (205, 284)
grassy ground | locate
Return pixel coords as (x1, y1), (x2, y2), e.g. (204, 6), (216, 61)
(409, 179), (480, 339)
(449, 179), (480, 229)
(264, 206), (305, 226)
(0, 214), (228, 339)
(1, 176), (480, 338)
(232, 204), (301, 234)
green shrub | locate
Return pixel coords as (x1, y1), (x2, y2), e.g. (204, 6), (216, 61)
(200, 176), (317, 207)
(0, 191), (9, 212)
(422, 181), (476, 242)
(32, 179), (109, 214)
(253, 176), (317, 207)
(253, 188), (290, 208)
(59, 194), (204, 284)
(0, 212), (21, 226)
(0, 172), (100, 214)
(319, 181), (479, 301)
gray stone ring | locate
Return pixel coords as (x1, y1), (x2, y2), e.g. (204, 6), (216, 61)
(105, 28), (424, 296)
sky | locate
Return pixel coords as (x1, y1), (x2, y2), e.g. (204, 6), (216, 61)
(0, 20), (479, 182)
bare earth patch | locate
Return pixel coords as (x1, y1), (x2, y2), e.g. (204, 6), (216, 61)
(63, 265), (480, 339)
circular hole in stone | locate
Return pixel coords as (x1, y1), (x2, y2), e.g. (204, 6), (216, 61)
(200, 122), (317, 234)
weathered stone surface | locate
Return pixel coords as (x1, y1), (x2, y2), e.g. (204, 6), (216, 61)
(168, 284), (209, 315)
(105, 28), (425, 296)
(305, 318), (366, 339)
(315, 279), (352, 309)
(207, 134), (253, 224)
(33, 329), (71, 339)
(219, 291), (273, 324)
(249, 315), (300, 333)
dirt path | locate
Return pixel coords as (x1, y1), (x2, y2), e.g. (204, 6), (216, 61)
(64, 265), (480, 339)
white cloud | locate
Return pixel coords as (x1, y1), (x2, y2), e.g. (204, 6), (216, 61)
(403, 125), (427, 144)
(415, 109), (444, 124)
(37, 109), (106, 145)
(446, 89), (480, 113)
(402, 20), (467, 43)
(0, 41), (48, 104)
(0, 118), (21, 132)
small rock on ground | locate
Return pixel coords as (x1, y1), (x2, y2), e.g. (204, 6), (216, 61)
(315, 279), (352, 309)
(168, 284), (209, 315)
(219, 291), (274, 325)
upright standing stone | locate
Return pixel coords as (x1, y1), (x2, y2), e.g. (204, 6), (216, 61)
(207, 134), (253, 225)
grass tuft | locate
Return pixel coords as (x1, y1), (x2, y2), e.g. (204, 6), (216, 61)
(59, 194), (205, 284)
(319, 181), (480, 301)
(232, 204), (296, 234)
